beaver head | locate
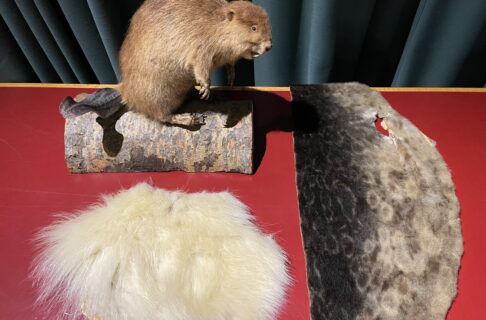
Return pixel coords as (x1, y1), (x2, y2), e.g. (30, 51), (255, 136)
(222, 1), (272, 60)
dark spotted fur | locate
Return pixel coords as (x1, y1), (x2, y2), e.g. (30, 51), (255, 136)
(292, 83), (463, 320)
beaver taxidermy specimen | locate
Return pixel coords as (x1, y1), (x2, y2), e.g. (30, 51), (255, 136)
(119, 0), (272, 126)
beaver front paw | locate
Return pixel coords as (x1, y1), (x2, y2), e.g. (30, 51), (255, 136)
(199, 81), (210, 100)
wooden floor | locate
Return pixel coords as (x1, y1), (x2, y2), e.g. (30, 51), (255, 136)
(0, 85), (485, 319)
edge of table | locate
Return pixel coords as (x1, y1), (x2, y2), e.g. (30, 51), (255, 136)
(1, 83), (486, 93)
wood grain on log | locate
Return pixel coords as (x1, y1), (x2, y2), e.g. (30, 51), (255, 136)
(64, 99), (253, 174)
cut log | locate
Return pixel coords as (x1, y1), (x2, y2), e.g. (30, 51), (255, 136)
(63, 97), (253, 174)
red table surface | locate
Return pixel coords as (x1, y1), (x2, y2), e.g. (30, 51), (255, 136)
(0, 86), (484, 320)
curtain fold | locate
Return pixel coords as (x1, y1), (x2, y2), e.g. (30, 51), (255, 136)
(1, 0), (485, 87)
(33, 0), (98, 83)
(253, 0), (302, 85)
(56, 0), (117, 83)
(294, 0), (335, 84)
(329, 0), (376, 82)
(0, 17), (38, 82)
(392, 0), (486, 86)
(87, 0), (129, 81)
(15, 0), (78, 83)
(0, 1), (60, 82)
(355, 0), (420, 86)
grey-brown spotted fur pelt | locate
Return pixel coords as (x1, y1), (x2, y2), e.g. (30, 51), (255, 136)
(291, 83), (463, 320)
(119, 0), (272, 126)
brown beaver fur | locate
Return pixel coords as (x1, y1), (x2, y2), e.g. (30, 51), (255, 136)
(119, 0), (272, 126)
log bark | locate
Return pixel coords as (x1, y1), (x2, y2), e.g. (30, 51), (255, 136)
(64, 99), (253, 174)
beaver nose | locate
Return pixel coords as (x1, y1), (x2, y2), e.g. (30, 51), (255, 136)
(265, 43), (273, 52)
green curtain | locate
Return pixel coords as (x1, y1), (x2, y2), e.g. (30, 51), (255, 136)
(1, 0), (485, 87)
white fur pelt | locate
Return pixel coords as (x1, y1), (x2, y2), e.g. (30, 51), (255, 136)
(32, 183), (289, 320)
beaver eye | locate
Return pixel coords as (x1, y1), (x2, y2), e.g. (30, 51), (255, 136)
(251, 25), (257, 32)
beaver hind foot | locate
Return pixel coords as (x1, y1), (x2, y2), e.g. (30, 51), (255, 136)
(160, 113), (206, 127)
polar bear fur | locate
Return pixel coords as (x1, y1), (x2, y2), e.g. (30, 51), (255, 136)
(32, 183), (289, 320)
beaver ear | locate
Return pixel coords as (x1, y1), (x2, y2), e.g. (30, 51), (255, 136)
(224, 8), (236, 21)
